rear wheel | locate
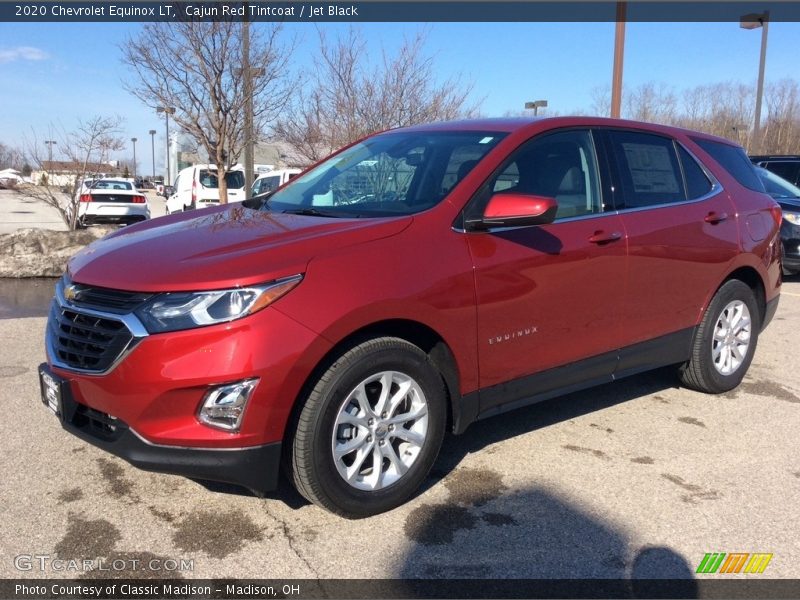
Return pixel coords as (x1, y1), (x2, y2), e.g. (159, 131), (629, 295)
(289, 337), (446, 518)
(680, 279), (760, 393)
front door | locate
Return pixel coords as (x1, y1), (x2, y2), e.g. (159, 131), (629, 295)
(463, 129), (627, 412)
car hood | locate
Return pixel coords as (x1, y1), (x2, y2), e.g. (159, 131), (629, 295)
(778, 198), (800, 211)
(69, 205), (412, 292)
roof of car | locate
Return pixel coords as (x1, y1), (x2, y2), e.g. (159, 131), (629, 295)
(397, 116), (739, 147)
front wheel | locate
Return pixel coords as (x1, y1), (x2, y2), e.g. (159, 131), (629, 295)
(289, 337), (446, 518)
(680, 279), (760, 393)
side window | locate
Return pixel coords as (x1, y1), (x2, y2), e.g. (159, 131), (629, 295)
(677, 145), (713, 199)
(764, 162), (800, 186)
(265, 176), (280, 192)
(472, 129), (603, 221)
(608, 130), (686, 209)
(172, 175), (180, 191)
(691, 137), (765, 192)
(441, 145), (490, 194)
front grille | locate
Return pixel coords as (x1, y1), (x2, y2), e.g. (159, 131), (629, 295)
(66, 281), (152, 314)
(48, 302), (134, 372)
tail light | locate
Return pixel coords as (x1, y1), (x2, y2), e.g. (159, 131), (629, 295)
(192, 180), (197, 206)
(79, 194), (92, 203)
(132, 195), (146, 204)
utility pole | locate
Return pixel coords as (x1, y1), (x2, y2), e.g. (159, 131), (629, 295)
(243, 10), (255, 197)
(611, 2), (627, 118)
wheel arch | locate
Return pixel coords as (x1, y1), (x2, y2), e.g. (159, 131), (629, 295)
(720, 266), (767, 327)
(283, 319), (473, 453)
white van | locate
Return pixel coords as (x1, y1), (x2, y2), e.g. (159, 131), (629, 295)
(166, 164), (246, 213)
(250, 168), (301, 197)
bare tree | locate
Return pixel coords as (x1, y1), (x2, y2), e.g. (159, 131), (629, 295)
(24, 116), (125, 230)
(677, 82), (753, 147)
(762, 79), (800, 154)
(121, 20), (296, 203)
(276, 27), (479, 164)
(589, 84), (612, 117)
(624, 82), (678, 124)
(0, 142), (24, 170)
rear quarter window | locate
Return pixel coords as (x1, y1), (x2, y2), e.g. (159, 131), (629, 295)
(691, 138), (765, 192)
(677, 146), (713, 199)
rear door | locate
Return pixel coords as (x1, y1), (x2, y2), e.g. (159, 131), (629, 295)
(601, 129), (740, 368)
(465, 129), (627, 411)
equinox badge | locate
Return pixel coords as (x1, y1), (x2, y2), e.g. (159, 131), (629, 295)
(488, 326), (539, 345)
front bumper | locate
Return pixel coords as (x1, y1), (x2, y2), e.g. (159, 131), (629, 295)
(43, 362), (282, 494)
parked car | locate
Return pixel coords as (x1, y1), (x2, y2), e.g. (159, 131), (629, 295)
(750, 155), (800, 187)
(755, 165), (800, 275)
(250, 168), (302, 197)
(67, 178), (150, 227)
(166, 164), (246, 213)
(39, 117), (781, 518)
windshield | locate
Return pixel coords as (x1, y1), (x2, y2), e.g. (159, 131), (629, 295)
(757, 167), (800, 199)
(198, 170), (246, 190)
(262, 130), (506, 217)
(92, 180), (133, 190)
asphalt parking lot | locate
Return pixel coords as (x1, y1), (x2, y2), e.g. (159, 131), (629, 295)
(1, 273), (799, 584)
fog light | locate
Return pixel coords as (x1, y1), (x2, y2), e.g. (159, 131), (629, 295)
(198, 378), (259, 431)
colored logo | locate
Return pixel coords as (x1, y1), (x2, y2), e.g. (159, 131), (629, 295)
(696, 552), (773, 574)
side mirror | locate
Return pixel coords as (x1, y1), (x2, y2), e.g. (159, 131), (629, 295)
(477, 193), (558, 229)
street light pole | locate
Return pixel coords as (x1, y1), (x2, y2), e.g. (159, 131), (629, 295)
(610, 1), (627, 118)
(131, 137), (137, 179)
(741, 11), (769, 153)
(44, 140), (57, 166)
(157, 106), (176, 183)
(149, 130), (157, 181)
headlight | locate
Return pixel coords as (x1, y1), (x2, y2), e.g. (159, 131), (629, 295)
(135, 275), (302, 333)
(784, 211), (800, 225)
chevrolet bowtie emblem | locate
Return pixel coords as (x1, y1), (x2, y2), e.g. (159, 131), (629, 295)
(64, 285), (81, 302)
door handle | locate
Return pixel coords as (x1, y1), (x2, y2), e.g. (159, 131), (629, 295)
(704, 211), (728, 224)
(588, 231), (622, 244)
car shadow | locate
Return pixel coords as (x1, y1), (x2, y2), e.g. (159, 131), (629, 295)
(396, 482), (698, 597)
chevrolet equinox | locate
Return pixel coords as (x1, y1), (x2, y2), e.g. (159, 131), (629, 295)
(39, 117), (782, 517)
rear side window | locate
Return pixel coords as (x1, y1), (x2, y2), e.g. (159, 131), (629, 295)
(608, 131), (686, 208)
(677, 146), (713, 199)
(198, 170), (246, 190)
(226, 171), (245, 189)
(762, 162), (800, 186)
(692, 138), (765, 192)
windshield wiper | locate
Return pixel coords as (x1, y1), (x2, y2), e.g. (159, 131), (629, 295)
(282, 208), (350, 218)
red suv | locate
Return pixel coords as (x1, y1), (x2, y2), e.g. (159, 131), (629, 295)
(39, 117), (781, 517)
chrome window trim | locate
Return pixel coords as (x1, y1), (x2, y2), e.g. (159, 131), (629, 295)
(453, 140), (726, 233)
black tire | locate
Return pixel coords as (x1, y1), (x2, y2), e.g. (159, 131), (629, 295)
(289, 337), (446, 518)
(680, 279), (760, 394)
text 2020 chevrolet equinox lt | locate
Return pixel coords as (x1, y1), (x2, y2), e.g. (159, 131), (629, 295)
(39, 117), (781, 517)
